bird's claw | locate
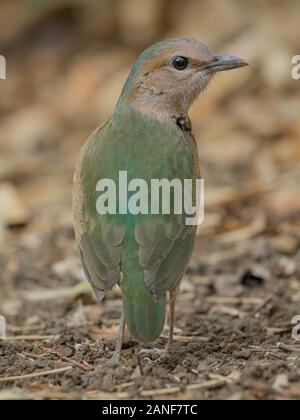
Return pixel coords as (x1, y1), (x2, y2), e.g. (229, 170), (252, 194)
(139, 347), (171, 364)
(111, 351), (123, 364)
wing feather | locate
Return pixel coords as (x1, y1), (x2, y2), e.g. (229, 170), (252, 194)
(73, 121), (125, 298)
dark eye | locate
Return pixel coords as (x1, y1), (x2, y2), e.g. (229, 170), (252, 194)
(172, 56), (189, 70)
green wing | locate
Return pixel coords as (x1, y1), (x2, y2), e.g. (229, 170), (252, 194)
(73, 108), (198, 300)
(73, 123), (125, 299)
(135, 218), (196, 298)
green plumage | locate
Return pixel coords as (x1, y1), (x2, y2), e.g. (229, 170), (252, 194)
(77, 106), (195, 343)
(73, 38), (247, 349)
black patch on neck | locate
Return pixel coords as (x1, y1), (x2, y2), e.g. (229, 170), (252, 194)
(174, 115), (192, 133)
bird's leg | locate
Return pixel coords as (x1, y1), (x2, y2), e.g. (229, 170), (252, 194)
(140, 291), (176, 362)
(112, 310), (126, 362)
(164, 290), (176, 356)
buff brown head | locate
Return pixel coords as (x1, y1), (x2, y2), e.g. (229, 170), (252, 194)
(117, 37), (248, 119)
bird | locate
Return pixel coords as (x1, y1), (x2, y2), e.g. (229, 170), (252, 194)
(73, 38), (248, 360)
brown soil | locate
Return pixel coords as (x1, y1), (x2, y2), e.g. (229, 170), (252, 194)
(1, 223), (299, 400)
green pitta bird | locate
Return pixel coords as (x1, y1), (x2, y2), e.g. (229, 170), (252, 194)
(73, 38), (247, 359)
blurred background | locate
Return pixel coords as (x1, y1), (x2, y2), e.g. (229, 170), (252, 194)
(0, 0), (300, 400)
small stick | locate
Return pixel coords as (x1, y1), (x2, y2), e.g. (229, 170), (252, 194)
(161, 334), (209, 342)
(40, 347), (91, 371)
(0, 366), (72, 383)
(251, 295), (273, 317)
(277, 342), (300, 354)
(23, 352), (50, 359)
(7, 324), (46, 332)
(137, 354), (144, 376)
(140, 387), (181, 397)
(140, 379), (227, 397)
(4, 335), (57, 341)
(187, 379), (227, 391)
(206, 297), (264, 305)
(116, 381), (135, 390)
(266, 326), (291, 335)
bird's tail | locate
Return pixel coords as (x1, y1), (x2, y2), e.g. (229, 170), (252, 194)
(122, 272), (166, 343)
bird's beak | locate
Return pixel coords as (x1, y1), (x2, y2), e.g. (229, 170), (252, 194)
(204, 54), (249, 73)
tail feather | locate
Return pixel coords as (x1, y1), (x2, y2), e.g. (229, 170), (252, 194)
(122, 274), (166, 343)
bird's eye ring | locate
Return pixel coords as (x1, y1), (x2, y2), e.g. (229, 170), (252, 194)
(172, 56), (189, 70)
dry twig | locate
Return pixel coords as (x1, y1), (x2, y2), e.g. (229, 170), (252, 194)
(0, 367), (72, 383)
(40, 347), (91, 371)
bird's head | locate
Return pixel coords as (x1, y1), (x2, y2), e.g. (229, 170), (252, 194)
(117, 38), (248, 120)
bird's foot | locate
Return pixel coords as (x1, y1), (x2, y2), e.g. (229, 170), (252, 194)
(111, 350), (123, 364)
(139, 347), (164, 357)
(139, 347), (171, 364)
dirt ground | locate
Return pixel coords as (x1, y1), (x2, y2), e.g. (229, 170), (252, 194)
(0, 0), (300, 400)
(0, 217), (300, 400)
